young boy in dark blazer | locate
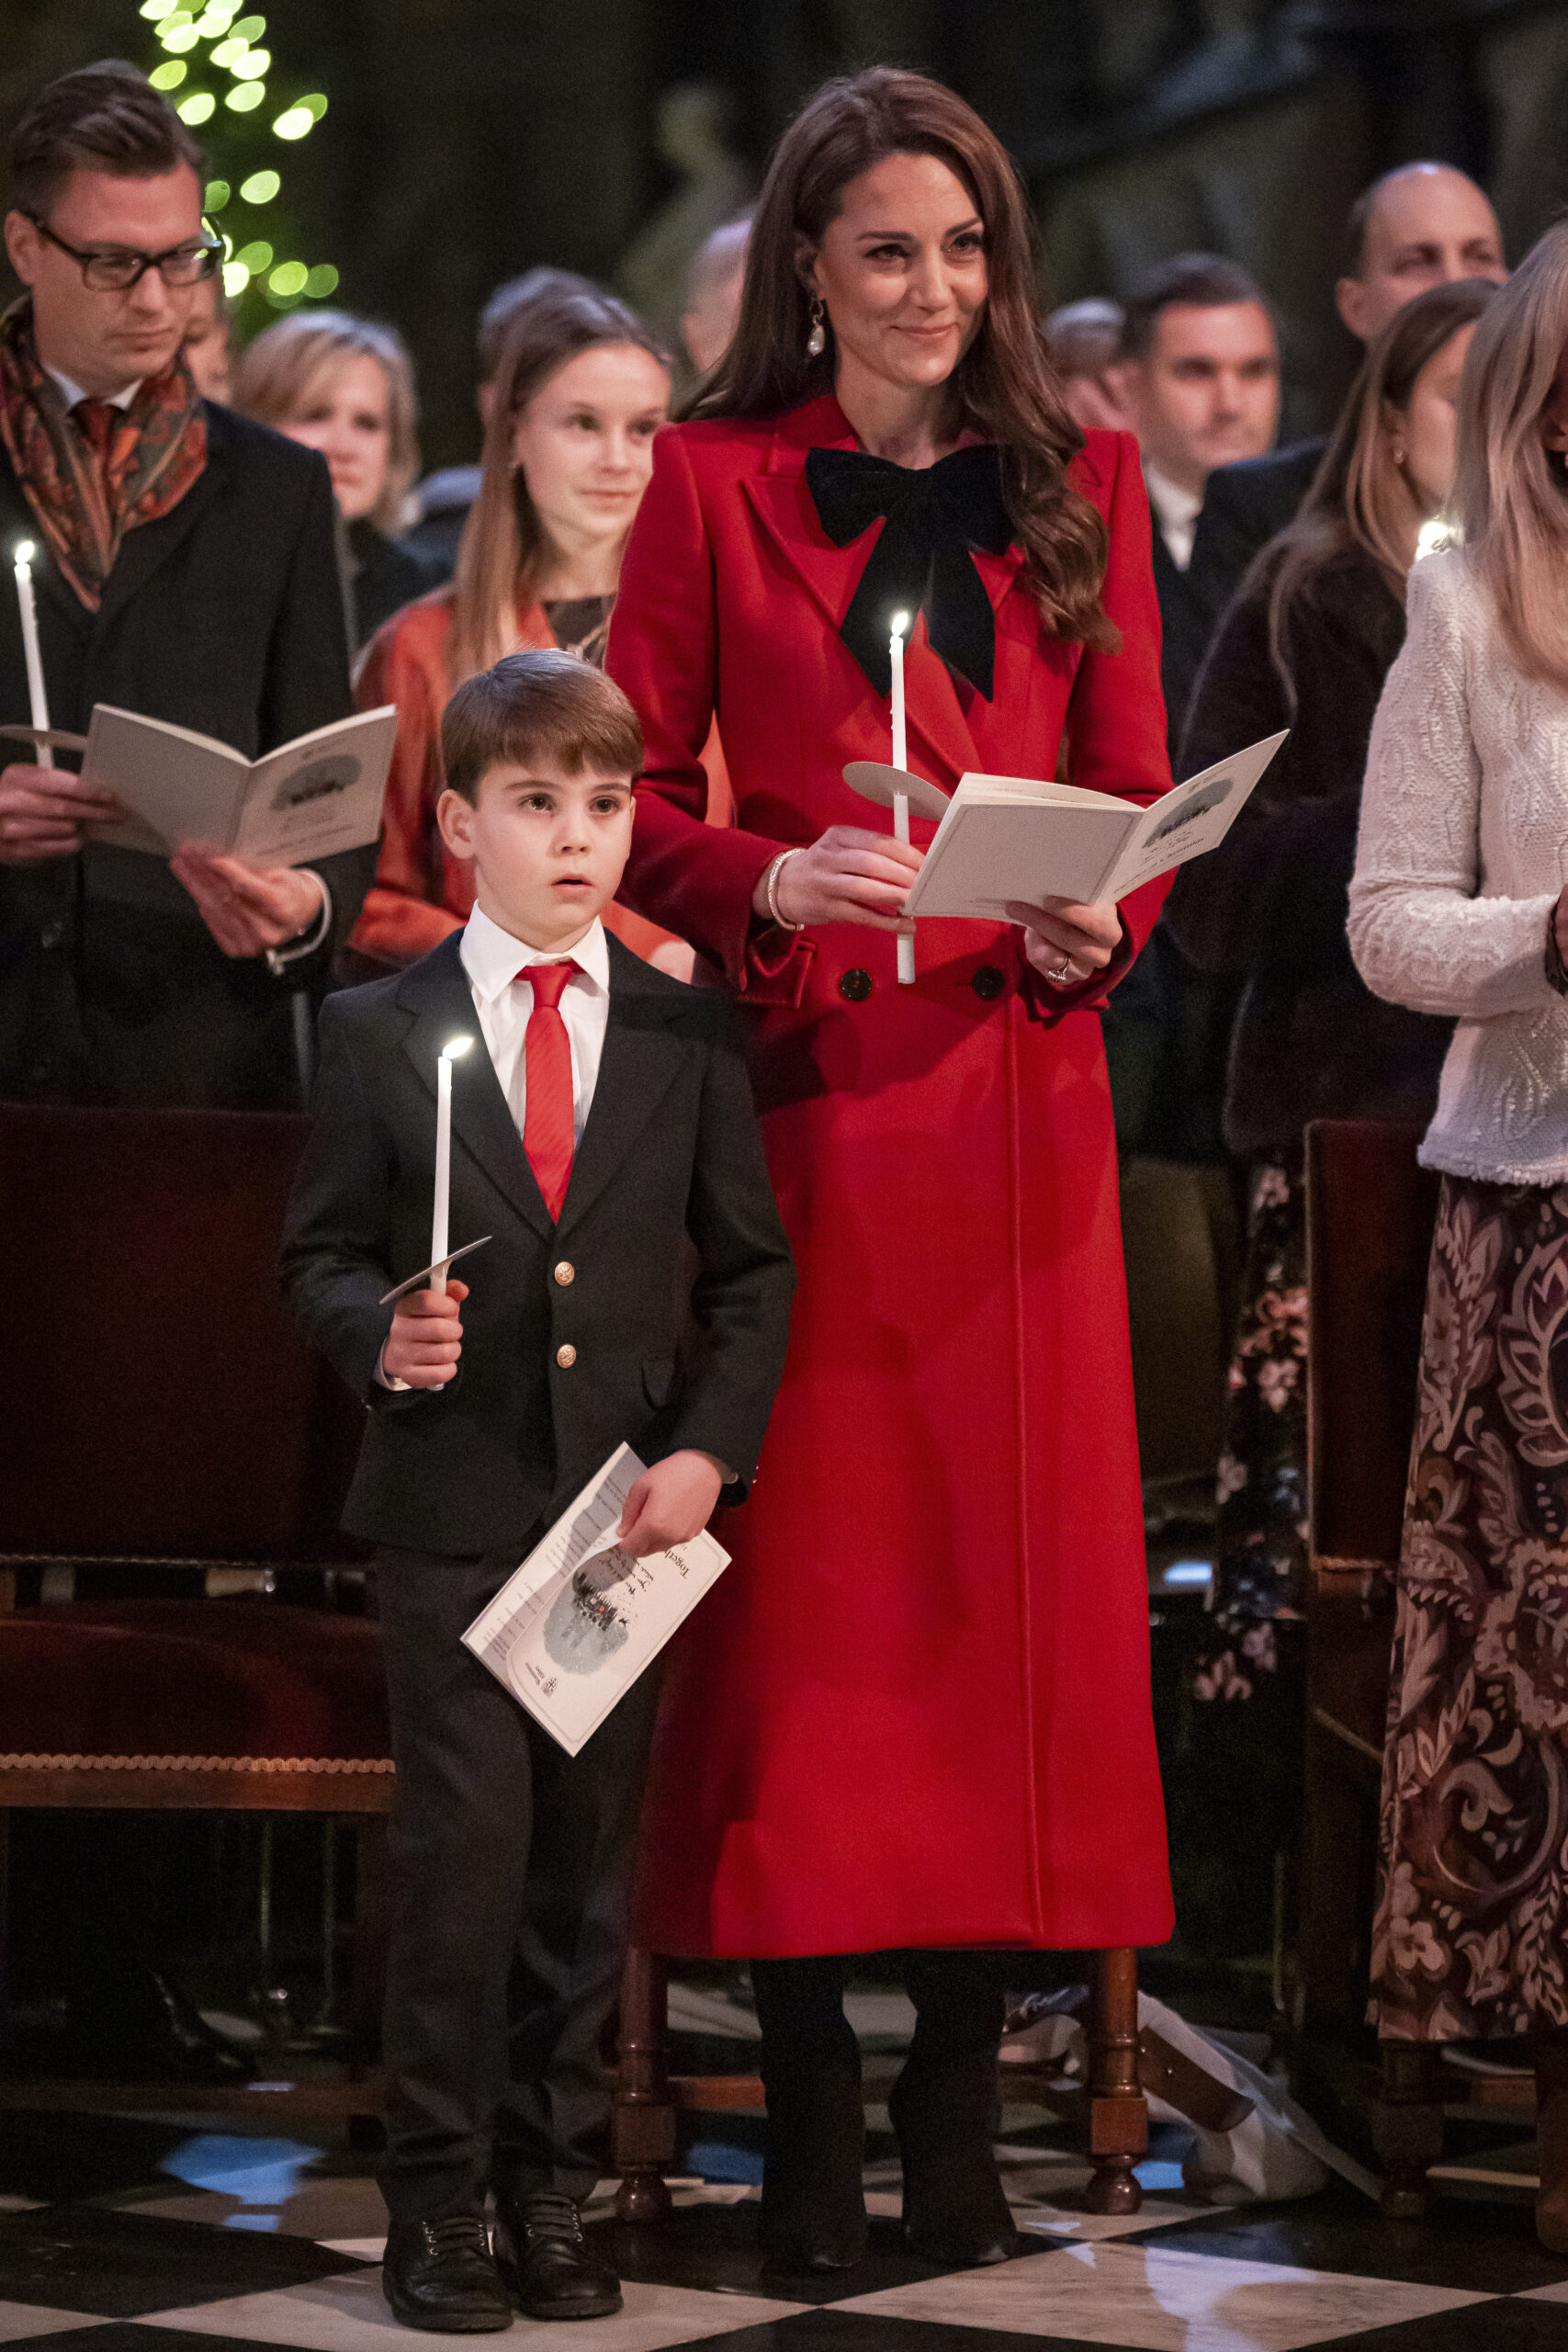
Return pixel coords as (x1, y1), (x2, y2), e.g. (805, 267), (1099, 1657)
(281, 650), (794, 2332)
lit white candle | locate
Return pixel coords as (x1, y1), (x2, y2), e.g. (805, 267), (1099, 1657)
(431, 1035), (473, 1293)
(13, 540), (53, 769)
(890, 614), (914, 986)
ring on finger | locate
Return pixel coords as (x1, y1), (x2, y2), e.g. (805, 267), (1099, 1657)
(1046, 953), (1075, 984)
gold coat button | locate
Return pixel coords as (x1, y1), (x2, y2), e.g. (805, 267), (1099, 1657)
(553, 1261), (575, 1285)
(556, 1342), (577, 1369)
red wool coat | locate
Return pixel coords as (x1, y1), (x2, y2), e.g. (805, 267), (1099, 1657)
(605, 395), (1176, 1958)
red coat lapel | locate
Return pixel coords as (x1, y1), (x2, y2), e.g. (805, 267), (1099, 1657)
(739, 396), (985, 790)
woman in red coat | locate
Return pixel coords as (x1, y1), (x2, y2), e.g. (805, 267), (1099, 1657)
(606, 67), (1174, 2277)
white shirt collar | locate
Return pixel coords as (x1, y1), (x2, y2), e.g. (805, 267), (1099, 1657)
(43, 364), (141, 413)
(1143, 462), (1202, 571)
(460, 901), (611, 1006)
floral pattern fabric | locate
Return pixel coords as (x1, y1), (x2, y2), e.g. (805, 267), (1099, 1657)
(1180, 1156), (1310, 1955)
(1371, 1175), (1568, 2041)
(0, 296), (206, 611)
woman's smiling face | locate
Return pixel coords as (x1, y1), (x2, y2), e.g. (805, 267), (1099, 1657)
(804, 150), (989, 401)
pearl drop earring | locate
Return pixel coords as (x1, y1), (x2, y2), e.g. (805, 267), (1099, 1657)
(806, 296), (826, 359)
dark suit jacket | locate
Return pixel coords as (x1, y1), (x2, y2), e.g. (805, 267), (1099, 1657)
(1149, 524), (1211, 758)
(279, 929), (796, 1556)
(1183, 438), (1329, 641)
(0, 401), (374, 1108)
(1167, 542), (1451, 1158)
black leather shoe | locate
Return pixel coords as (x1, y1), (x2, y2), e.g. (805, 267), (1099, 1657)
(889, 2064), (1017, 2268)
(493, 2189), (622, 2321)
(382, 2217), (512, 2333)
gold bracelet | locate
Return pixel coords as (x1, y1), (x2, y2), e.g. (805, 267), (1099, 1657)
(764, 848), (806, 932)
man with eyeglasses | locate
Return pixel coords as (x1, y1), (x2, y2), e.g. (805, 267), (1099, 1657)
(0, 59), (370, 1107)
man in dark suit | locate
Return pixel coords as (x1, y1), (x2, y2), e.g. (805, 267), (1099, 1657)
(1187, 161), (1506, 635)
(0, 61), (370, 1107)
(1101, 254), (1279, 1164)
(1108, 253), (1280, 754)
(282, 650), (794, 2332)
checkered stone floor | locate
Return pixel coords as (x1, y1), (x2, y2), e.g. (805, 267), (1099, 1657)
(0, 2115), (1562, 2352)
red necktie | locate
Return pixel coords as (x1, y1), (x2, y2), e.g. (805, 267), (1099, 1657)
(521, 961), (578, 1219)
(73, 398), (119, 466)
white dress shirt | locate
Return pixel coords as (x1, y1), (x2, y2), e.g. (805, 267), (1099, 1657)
(1144, 463), (1202, 572)
(460, 901), (612, 1146)
(43, 366), (140, 413)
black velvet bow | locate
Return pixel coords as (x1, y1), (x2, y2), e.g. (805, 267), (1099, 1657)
(804, 441), (1012, 701)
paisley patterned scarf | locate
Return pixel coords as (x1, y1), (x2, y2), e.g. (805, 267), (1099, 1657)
(0, 296), (207, 611)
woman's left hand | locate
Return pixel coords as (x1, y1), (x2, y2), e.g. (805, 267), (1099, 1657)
(1005, 896), (1122, 989)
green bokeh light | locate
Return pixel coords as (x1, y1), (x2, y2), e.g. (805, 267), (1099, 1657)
(148, 59), (186, 86)
(176, 91), (215, 122)
(204, 177), (231, 209)
(234, 239), (273, 271)
(239, 169), (280, 203)
(303, 263), (338, 297)
(268, 259), (308, 297)
(225, 81), (265, 111)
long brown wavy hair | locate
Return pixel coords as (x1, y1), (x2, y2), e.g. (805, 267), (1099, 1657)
(690, 67), (1117, 653)
(449, 284), (671, 684)
(1260, 276), (1495, 703)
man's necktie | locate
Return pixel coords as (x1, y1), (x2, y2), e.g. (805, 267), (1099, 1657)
(520, 961), (578, 1219)
(73, 398), (119, 465)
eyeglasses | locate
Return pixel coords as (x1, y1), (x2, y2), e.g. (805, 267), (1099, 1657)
(27, 215), (223, 292)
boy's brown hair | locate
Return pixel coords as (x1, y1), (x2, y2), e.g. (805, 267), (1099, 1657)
(440, 650), (643, 804)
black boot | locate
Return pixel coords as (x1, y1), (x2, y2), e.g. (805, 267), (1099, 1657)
(382, 2216), (512, 2332)
(893, 1953), (1016, 2267)
(493, 2188), (622, 2320)
(753, 1956), (868, 2276)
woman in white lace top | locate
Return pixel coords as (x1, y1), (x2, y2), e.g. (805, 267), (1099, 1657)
(1348, 222), (1568, 2254)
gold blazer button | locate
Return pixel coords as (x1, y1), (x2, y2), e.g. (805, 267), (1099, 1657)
(556, 1343), (578, 1368)
(554, 1261), (575, 1285)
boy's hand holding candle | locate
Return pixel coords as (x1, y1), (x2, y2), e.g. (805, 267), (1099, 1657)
(382, 1277), (468, 1389)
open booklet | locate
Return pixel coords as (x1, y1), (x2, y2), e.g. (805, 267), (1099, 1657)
(2, 705), (398, 866)
(462, 1444), (731, 1757)
(900, 730), (1288, 922)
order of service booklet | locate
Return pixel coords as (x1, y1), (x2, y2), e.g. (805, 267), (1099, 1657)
(900, 729), (1288, 922)
(73, 704), (398, 866)
(462, 1444), (731, 1757)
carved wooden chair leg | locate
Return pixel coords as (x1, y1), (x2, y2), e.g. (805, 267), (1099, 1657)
(614, 1947), (677, 2222)
(1374, 2039), (1443, 2218)
(1085, 1947), (1146, 2213)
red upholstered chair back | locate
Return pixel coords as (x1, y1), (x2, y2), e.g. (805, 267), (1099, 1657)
(0, 1104), (359, 1564)
(1305, 1119), (1440, 1581)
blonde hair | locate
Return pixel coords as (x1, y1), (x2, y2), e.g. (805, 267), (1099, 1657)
(231, 310), (419, 535)
(449, 283), (670, 685)
(1455, 220), (1568, 690)
(1259, 276), (1495, 701)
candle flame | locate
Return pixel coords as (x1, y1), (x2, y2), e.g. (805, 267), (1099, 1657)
(441, 1035), (474, 1061)
(14, 539), (35, 568)
(890, 611), (909, 639)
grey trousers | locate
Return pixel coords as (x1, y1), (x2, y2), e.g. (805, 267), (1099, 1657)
(374, 1547), (660, 2224)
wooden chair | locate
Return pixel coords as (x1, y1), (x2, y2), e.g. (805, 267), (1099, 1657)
(611, 1950), (1150, 2221)
(0, 1102), (391, 2119)
(1303, 1118), (1532, 2212)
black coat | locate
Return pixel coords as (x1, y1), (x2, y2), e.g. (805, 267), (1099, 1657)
(1183, 438), (1328, 643)
(279, 929), (796, 1557)
(344, 517), (443, 650)
(0, 401), (373, 1108)
(1166, 541), (1451, 1158)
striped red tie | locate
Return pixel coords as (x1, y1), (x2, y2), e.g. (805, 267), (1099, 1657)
(521, 961), (578, 1219)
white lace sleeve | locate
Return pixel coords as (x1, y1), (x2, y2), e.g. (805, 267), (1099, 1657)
(1348, 555), (1555, 1020)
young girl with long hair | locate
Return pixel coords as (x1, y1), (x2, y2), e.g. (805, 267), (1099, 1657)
(1167, 277), (1494, 1960)
(606, 66), (1174, 2274)
(1349, 221), (1568, 2251)
(347, 283), (675, 968)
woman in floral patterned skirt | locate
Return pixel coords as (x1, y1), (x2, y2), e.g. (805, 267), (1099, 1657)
(1168, 281), (1490, 1954)
(1349, 226), (1568, 2249)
